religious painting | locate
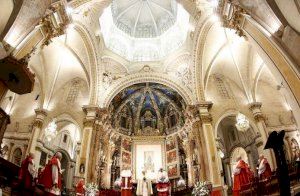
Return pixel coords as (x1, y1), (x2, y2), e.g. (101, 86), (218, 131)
(122, 151), (131, 165)
(290, 138), (300, 160)
(167, 150), (177, 163)
(166, 138), (176, 151)
(122, 139), (132, 152)
(144, 151), (155, 172)
(167, 164), (178, 177)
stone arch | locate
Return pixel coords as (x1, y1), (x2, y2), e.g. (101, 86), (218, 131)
(192, 17), (216, 102)
(241, 16), (300, 126)
(39, 113), (82, 142)
(72, 22), (99, 105)
(101, 73), (196, 108)
(11, 147), (22, 166)
(214, 109), (258, 137)
(0, 0), (24, 40)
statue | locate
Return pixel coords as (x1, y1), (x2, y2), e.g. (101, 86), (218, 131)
(144, 153), (154, 172)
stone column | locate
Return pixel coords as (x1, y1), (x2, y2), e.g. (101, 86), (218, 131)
(245, 146), (255, 170)
(79, 105), (98, 182)
(249, 102), (276, 169)
(223, 159), (232, 187)
(22, 144), (28, 160)
(198, 102), (222, 187)
(27, 109), (47, 155)
(87, 108), (108, 183)
(8, 142), (14, 161)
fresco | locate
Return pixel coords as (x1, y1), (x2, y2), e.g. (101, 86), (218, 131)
(167, 150), (177, 163)
(122, 151), (131, 165)
(167, 164), (178, 177)
(166, 138), (176, 151)
(122, 139), (132, 152)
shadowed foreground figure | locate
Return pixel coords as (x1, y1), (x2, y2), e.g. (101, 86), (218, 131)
(264, 130), (291, 196)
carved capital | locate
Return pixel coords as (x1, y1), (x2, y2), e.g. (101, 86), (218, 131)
(200, 113), (213, 123)
(35, 109), (47, 117)
(82, 105), (99, 115)
(32, 120), (43, 128)
(253, 114), (265, 122)
(249, 102), (262, 111)
(198, 101), (213, 111)
(83, 118), (95, 127)
(219, 1), (247, 37)
(249, 102), (265, 122)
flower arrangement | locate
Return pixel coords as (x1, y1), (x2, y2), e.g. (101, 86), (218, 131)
(192, 181), (210, 196)
(114, 177), (122, 189)
(84, 182), (98, 196)
(177, 176), (186, 188)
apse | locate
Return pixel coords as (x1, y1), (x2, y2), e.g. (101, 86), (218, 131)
(109, 82), (186, 136)
(107, 82), (189, 182)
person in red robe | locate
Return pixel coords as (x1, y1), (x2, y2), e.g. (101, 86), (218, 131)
(121, 169), (132, 196)
(258, 154), (272, 180)
(40, 152), (63, 196)
(18, 153), (36, 196)
(232, 156), (252, 196)
(156, 168), (170, 196)
(76, 179), (85, 196)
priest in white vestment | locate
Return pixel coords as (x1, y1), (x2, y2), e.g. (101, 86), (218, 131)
(137, 171), (153, 196)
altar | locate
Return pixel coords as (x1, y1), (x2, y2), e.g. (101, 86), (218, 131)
(132, 138), (166, 180)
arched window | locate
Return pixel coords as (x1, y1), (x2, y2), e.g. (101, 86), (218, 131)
(12, 148), (22, 166)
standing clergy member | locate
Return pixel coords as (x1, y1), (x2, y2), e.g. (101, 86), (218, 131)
(121, 169), (133, 196)
(137, 171), (153, 196)
(258, 154), (272, 180)
(18, 153), (36, 196)
(40, 152), (63, 196)
(232, 156), (252, 196)
(156, 168), (170, 196)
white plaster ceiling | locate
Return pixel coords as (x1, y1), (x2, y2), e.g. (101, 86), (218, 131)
(99, 1), (190, 62)
(111, 0), (177, 38)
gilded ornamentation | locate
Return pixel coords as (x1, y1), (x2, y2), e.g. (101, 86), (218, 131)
(249, 102), (265, 122)
(218, 0), (247, 37)
(32, 120), (43, 129)
(39, 2), (71, 46)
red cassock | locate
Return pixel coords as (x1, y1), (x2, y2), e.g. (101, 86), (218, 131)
(260, 159), (272, 180)
(40, 157), (62, 195)
(121, 176), (132, 196)
(233, 160), (252, 196)
(76, 180), (85, 195)
(156, 182), (170, 196)
(18, 156), (34, 190)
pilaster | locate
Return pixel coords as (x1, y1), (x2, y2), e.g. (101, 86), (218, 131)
(78, 105), (98, 181)
(27, 109), (47, 154)
(198, 102), (222, 187)
(249, 102), (275, 169)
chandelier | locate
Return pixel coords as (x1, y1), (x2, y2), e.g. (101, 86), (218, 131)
(45, 118), (57, 142)
(235, 113), (250, 132)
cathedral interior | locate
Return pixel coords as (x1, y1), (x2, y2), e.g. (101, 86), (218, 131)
(0, 0), (300, 195)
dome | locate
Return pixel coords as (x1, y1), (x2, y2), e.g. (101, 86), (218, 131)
(100, 0), (190, 62)
(111, 0), (177, 38)
(109, 83), (186, 136)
